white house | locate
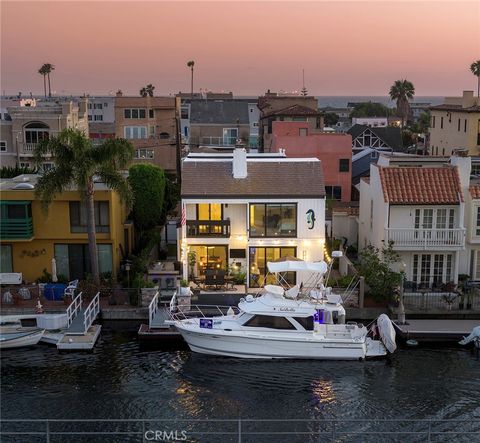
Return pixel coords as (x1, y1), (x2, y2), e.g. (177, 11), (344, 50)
(179, 149), (326, 287)
(358, 153), (467, 287)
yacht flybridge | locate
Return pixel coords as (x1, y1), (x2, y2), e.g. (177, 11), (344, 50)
(170, 256), (396, 360)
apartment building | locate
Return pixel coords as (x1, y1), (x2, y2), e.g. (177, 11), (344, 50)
(87, 96), (116, 142)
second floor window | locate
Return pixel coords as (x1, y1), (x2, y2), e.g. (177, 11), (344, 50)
(124, 126), (147, 139)
(476, 207), (480, 236)
(197, 204), (222, 220)
(249, 203), (297, 237)
(70, 201), (110, 233)
(339, 159), (350, 172)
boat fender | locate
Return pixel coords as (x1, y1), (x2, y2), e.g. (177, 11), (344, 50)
(376, 314), (397, 354)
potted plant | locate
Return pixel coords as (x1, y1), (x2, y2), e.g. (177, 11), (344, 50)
(188, 251), (197, 281)
(179, 279), (191, 296)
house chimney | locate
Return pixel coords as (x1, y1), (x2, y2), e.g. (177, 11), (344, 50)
(233, 148), (247, 179)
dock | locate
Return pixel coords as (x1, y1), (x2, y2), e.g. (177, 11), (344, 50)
(56, 292), (101, 350)
(138, 291), (182, 343)
(394, 319), (480, 343)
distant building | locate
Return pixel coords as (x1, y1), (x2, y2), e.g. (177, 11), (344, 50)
(410, 102), (431, 121)
(268, 121), (352, 202)
(258, 92), (323, 152)
(352, 117), (388, 127)
(87, 96), (116, 142)
(114, 93), (180, 174)
(429, 90), (480, 156)
(2, 98), (88, 169)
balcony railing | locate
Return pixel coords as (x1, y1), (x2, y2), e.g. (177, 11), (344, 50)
(186, 220), (231, 237)
(191, 136), (238, 146)
(385, 228), (465, 249)
(23, 143), (38, 153)
(0, 218), (34, 240)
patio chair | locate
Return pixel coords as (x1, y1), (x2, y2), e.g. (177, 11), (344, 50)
(64, 279), (79, 298)
(204, 270), (216, 290)
(215, 270), (226, 290)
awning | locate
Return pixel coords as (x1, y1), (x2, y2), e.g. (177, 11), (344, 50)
(267, 261), (328, 274)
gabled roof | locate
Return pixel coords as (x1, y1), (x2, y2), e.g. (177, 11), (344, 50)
(378, 166), (464, 204)
(182, 159), (325, 199)
(469, 185), (480, 199)
(190, 101), (249, 124)
(347, 124), (403, 151)
(262, 104), (320, 119)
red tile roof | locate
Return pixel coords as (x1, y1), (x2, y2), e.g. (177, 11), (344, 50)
(470, 185), (480, 199)
(378, 166), (464, 204)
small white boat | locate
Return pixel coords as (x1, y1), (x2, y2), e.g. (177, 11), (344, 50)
(170, 258), (396, 360)
(0, 322), (45, 349)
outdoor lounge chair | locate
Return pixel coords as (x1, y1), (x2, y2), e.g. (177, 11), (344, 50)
(204, 270), (216, 289)
(215, 270), (226, 290)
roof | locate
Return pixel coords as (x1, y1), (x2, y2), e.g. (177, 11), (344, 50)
(470, 185), (480, 199)
(430, 104), (480, 113)
(378, 166), (464, 204)
(182, 159), (325, 198)
(262, 104), (320, 119)
(348, 124), (404, 151)
(190, 101), (249, 124)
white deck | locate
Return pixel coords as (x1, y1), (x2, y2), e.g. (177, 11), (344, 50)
(57, 325), (102, 350)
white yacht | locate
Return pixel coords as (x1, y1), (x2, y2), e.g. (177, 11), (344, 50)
(170, 259), (396, 360)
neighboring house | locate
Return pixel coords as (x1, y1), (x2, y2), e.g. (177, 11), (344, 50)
(114, 92), (180, 174)
(248, 102), (260, 149)
(179, 149), (326, 287)
(429, 90), (480, 156)
(358, 153), (467, 286)
(188, 100), (250, 149)
(87, 96), (116, 143)
(2, 98), (89, 169)
(331, 202), (359, 248)
(410, 102), (431, 121)
(352, 117), (388, 127)
(0, 174), (133, 282)
(268, 121), (352, 202)
(258, 92), (323, 152)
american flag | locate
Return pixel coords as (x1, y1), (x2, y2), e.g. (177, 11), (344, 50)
(180, 204), (186, 226)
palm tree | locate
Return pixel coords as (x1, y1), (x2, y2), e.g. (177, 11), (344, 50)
(145, 84), (155, 97)
(187, 60), (195, 99)
(38, 65), (48, 97)
(40, 63), (55, 97)
(140, 87), (147, 98)
(389, 79), (415, 128)
(470, 60), (480, 97)
(33, 129), (134, 285)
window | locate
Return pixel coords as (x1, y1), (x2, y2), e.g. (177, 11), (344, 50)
(253, 122), (259, 127)
(69, 201), (110, 233)
(440, 117), (443, 129)
(149, 125), (155, 136)
(181, 108), (189, 119)
(159, 132), (170, 139)
(124, 126), (147, 139)
(412, 253), (453, 286)
(464, 119), (467, 132)
(433, 254), (444, 284)
(88, 103), (92, 109)
(94, 103), (103, 110)
(197, 204), (222, 221)
(249, 246), (296, 287)
(339, 159), (350, 172)
(124, 108), (146, 119)
(1, 203), (31, 219)
(244, 315), (296, 330)
(149, 109), (154, 118)
(134, 149), (154, 159)
(24, 122), (49, 145)
(0, 141), (6, 152)
(0, 245), (12, 273)
(55, 243), (112, 280)
(249, 203), (297, 237)
(325, 186), (342, 200)
(299, 128), (308, 136)
(94, 115), (103, 121)
(458, 119), (461, 131)
(222, 128), (238, 145)
(371, 150), (378, 159)
(431, 116), (435, 128)
(88, 115), (93, 121)
(476, 207), (480, 236)
(293, 316), (314, 331)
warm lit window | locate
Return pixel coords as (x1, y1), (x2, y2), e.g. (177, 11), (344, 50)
(197, 204), (222, 220)
(249, 203), (297, 237)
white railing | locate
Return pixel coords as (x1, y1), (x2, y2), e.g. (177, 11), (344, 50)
(83, 292), (100, 333)
(66, 292), (83, 328)
(23, 143), (38, 153)
(149, 291), (160, 326)
(170, 304), (240, 322)
(385, 228), (465, 249)
(199, 136), (237, 146)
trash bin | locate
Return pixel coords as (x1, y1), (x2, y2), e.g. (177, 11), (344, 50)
(44, 284), (67, 301)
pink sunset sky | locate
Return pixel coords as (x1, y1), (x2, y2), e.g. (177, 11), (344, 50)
(1, 1), (479, 96)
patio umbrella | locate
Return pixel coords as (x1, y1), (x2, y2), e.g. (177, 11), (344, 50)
(51, 258), (58, 283)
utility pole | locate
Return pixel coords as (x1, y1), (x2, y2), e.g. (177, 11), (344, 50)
(175, 105), (182, 185)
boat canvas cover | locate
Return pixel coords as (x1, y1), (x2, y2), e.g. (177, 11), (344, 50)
(267, 261), (328, 274)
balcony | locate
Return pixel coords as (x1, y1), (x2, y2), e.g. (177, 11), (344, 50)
(0, 218), (34, 240)
(385, 228), (465, 250)
(191, 136), (238, 146)
(23, 143), (38, 153)
(186, 220), (231, 238)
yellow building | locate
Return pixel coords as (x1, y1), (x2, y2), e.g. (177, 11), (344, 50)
(429, 90), (480, 156)
(0, 174), (133, 283)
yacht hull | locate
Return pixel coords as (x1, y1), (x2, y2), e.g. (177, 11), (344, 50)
(176, 326), (374, 360)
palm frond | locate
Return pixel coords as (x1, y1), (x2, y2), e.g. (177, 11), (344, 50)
(34, 165), (73, 212)
(97, 167), (133, 209)
(91, 138), (134, 169)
